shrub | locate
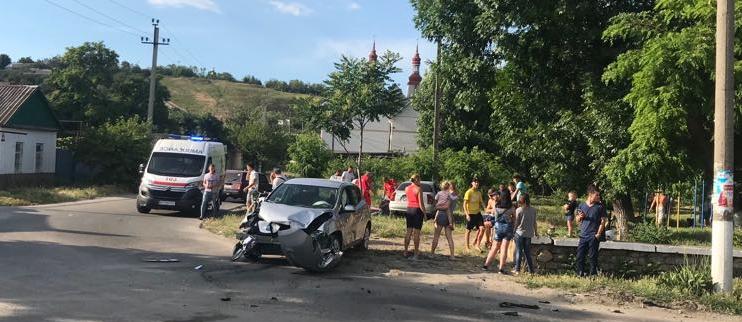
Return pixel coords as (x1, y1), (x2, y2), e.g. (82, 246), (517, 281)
(629, 220), (672, 244)
(70, 116), (152, 186)
(287, 133), (333, 177)
(658, 260), (713, 297)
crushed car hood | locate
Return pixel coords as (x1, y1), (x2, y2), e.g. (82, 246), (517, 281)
(258, 202), (331, 228)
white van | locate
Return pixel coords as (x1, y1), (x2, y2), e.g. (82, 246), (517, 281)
(136, 136), (226, 214)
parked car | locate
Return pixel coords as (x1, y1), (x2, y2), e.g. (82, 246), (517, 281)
(232, 178), (371, 272)
(222, 170), (246, 201)
(388, 181), (438, 217)
(222, 170), (272, 202)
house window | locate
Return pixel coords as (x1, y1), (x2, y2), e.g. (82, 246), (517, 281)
(35, 143), (44, 172)
(14, 142), (23, 173)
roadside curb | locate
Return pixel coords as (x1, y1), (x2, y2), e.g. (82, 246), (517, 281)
(20, 194), (136, 209)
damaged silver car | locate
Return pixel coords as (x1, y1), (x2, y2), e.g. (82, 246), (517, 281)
(232, 178), (371, 272)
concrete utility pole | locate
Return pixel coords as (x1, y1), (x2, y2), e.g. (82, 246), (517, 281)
(141, 19), (169, 126)
(711, 0), (734, 294)
(432, 41), (441, 182)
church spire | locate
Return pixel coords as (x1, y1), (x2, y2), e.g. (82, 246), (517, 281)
(407, 44), (422, 97)
(368, 41), (378, 62)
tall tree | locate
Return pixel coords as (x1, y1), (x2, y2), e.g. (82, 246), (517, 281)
(412, 0), (653, 190)
(602, 0), (742, 194)
(0, 54), (10, 69)
(316, 51), (406, 169)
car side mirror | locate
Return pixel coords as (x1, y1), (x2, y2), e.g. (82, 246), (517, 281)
(138, 163), (145, 174)
(342, 204), (356, 213)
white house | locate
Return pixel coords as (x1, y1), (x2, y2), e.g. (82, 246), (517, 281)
(321, 43), (423, 155)
(0, 85), (61, 187)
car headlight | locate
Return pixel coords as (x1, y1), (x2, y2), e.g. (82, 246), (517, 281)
(270, 223), (281, 233)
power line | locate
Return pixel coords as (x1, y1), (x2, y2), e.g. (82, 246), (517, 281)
(106, 0), (149, 19)
(70, 0), (148, 35)
(105, 0), (205, 68)
(44, 0), (140, 37)
(161, 26), (204, 67)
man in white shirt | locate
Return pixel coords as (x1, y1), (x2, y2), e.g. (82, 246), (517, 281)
(341, 166), (355, 183)
(243, 162), (257, 211)
(200, 164), (219, 220)
(272, 168), (287, 190)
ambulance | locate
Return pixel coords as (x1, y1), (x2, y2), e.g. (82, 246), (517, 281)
(136, 135), (226, 214)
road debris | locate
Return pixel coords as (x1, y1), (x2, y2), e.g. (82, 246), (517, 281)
(538, 300), (550, 304)
(220, 297), (231, 302)
(500, 302), (540, 310)
(194, 265), (204, 270)
(502, 311), (519, 316)
(142, 258), (180, 263)
(270, 297), (278, 301)
(612, 309), (622, 314)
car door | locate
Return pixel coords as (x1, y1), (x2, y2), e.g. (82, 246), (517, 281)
(337, 187), (356, 247)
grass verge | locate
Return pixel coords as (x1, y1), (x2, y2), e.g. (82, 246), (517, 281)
(201, 212), (243, 239)
(518, 273), (742, 314)
(0, 185), (128, 206)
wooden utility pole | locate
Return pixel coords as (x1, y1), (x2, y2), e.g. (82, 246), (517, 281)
(141, 19), (169, 127)
(432, 41), (441, 181)
(711, 0), (734, 294)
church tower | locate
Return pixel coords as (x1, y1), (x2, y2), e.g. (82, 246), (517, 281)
(407, 45), (422, 98)
(368, 41), (378, 62)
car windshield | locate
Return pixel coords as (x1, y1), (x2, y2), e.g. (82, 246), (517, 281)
(147, 153), (205, 177)
(266, 184), (338, 209)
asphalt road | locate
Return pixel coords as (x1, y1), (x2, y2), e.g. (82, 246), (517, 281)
(0, 197), (735, 322)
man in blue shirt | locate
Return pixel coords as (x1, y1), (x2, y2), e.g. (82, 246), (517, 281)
(575, 184), (607, 276)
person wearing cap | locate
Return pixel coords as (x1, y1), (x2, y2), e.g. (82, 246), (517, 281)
(464, 178), (485, 252)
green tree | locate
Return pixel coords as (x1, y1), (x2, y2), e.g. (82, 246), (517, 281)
(242, 75), (262, 86)
(17, 57), (33, 64)
(601, 0), (742, 195)
(72, 117), (152, 185)
(298, 51), (406, 170)
(228, 115), (291, 170)
(45, 42), (169, 126)
(45, 42), (120, 122)
(288, 133), (333, 177)
(0, 54), (10, 69)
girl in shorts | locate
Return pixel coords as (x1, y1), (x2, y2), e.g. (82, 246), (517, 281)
(431, 181), (455, 260)
(403, 174), (426, 260)
(483, 192), (515, 274)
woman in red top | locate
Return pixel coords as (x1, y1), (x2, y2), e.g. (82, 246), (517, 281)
(404, 174), (426, 260)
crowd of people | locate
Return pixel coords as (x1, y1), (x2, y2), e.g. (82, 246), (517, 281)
(206, 163), (608, 277)
(331, 168), (609, 277)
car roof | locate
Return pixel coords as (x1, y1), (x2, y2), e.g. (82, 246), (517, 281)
(396, 181), (435, 188)
(285, 178), (347, 188)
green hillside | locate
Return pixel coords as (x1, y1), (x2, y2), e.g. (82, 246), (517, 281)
(161, 77), (306, 120)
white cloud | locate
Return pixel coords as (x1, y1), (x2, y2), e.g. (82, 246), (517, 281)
(348, 2), (361, 11)
(268, 1), (313, 16)
(148, 0), (221, 13)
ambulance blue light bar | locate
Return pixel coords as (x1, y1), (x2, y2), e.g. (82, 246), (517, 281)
(167, 134), (212, 141)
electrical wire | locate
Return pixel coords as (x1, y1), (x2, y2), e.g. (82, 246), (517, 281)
(105, 0), (204, 68)
(70, 0), (148, 35)
(43, 0), (139, 37)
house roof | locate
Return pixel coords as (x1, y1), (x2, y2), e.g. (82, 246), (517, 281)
(0, 85), (60, 131)
(0, 85), (38, 125)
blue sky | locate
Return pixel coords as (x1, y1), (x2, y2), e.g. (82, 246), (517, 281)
(4, 0), (434, 86)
